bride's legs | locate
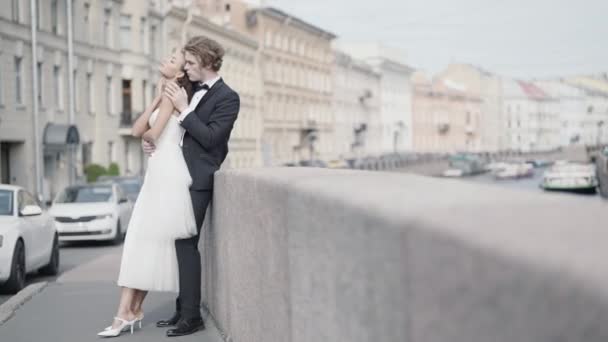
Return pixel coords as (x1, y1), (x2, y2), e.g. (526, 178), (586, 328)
(132, 289), (148, 317)
(111, 287), (138, 328)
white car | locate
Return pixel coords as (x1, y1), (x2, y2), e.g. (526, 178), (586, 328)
(49, 183), (133, 244)
(494, 163), (534, 179)
(0, 184), (59, 293)
(540, 163), (598, 193)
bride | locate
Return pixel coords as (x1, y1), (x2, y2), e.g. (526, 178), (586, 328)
(98, 50), (196, 337)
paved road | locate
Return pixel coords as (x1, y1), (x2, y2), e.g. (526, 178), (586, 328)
(0, 241), (121, 305)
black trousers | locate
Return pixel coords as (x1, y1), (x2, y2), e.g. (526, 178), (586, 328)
(175, 189), (212, 320)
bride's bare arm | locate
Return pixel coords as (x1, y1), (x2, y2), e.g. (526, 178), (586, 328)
(141, 95), (175, 143)
(131, 95), (162, 138)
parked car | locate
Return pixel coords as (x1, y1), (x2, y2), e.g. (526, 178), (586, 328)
(97, 176), (143, 202)
(49, 184), (133, 244)
(0, 184), (59, 293)
(298, 159), (327, 168)
(494, 163), (535, 180)
(525, 159), (553, 168)
(447, 153), (487, 176)
(596, 146), (608, 198)
(327, 159), (349, 169)
(540, 162), (598, 193)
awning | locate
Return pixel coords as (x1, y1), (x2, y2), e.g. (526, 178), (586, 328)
(43, 123), (80, 147)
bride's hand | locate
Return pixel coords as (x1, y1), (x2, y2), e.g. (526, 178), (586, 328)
(142, 130), (156, 144)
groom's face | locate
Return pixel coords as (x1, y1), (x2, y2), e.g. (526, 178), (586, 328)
(183, 51), (203, 82)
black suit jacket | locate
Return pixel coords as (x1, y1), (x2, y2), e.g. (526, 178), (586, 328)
(180, 78), (240, 190)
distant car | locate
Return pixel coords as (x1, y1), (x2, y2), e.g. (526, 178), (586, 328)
(298, 159), (327, 168)
(525, 159), (552, 168)
(596, 146), (608, 198)
(494, 163), (534, 180)
(540, 162), (598, 193)
(326, 160), (349, 169)
(442, 169), (464, 177)
(448, 153), (487, 176)
(96, 176), (143, 202)
(0, 184), (59, 293)
(49, 184), (133, 244)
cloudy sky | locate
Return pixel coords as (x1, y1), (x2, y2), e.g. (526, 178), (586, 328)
(249, 0), (608, 78)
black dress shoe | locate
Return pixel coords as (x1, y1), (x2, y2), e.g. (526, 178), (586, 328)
(166, 317), (205, 337)
(156, 312), (181, 327)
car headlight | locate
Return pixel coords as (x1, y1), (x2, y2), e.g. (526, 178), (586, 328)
(95, 214), (113, 220)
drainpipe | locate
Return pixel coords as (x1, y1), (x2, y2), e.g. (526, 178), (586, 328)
(30, 0), (43, 199)
(67, 0), (76, 185)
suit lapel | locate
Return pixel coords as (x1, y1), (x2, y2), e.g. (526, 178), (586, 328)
(194, 78), (224, 112)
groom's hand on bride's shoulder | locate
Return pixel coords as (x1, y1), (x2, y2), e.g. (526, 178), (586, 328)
(164, 82), (189, 114)
(142, 139), (156, 155)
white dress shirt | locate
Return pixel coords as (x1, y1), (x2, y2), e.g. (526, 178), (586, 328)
(178, 76), (221, 146)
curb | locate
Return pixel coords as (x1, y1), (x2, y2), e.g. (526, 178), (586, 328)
(0, 281), (48, 325)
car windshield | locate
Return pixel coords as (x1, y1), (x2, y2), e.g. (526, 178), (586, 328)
(119, 180), (141, 196)
(55, 186), (113, 203)
(0, 190), (13, 216)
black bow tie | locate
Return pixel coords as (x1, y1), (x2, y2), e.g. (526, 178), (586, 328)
(193, 82), (210, 92)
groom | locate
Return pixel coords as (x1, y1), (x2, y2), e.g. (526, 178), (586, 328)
(143, 36), (240, 337)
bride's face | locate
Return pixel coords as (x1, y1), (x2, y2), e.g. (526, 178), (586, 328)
(158, 51), (185, 79)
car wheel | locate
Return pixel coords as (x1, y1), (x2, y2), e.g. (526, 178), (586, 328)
(39, 234), (60, 276)
(2, 240), (26, 294)
(112, 221), (124, 245)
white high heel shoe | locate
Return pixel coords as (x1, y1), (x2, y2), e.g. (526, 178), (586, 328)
(97, 317), (135, 337)
(135, 313), (144, 329)
(103, 313), (144, 331)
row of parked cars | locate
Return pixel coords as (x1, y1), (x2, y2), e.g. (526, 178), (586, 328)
(285, 152), (446, 171)
(0, 176), (142, 293)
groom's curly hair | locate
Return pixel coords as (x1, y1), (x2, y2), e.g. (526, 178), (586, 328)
(183, 36), (225, 72)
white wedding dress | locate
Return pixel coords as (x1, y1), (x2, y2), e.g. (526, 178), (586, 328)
(117, 109), (197, 292)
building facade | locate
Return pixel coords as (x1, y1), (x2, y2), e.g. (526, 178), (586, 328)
(502, 79), (559, 152)
(564, 76), (608, 146)
(337, 43), (413, 154)
(411, 71), (482, 153)
(196, 0), (336, 165)
(0, 0), (262, 201)
(437, 63), (504, 152)
(331, 50), (380, 160)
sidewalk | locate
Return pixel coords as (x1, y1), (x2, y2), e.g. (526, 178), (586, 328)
(0, 247), (223, 342)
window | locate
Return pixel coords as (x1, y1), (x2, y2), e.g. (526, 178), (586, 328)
(83, 3), (90, 40)
(106, 76), (113, 114)
(142, 80), (147, 109)
(53, 65), (63, 110)
(0, 55), (3, 106)
(37, 62), (44, 107)
(14, 57), (22, 104)
(73, 70), (79, 112)
(120, 15), (131, 50)
(150, 24), (157, 58)
(51, 0), (58, 34)
(86, 72), (94, 113)
(140, 18), (147, 53)
(103, 8), (112, 47)
(108, 141), (115, 163)
(11, 0), (20, 22)
(122, 79), (132, 116)
(36, 0), (42, 30)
